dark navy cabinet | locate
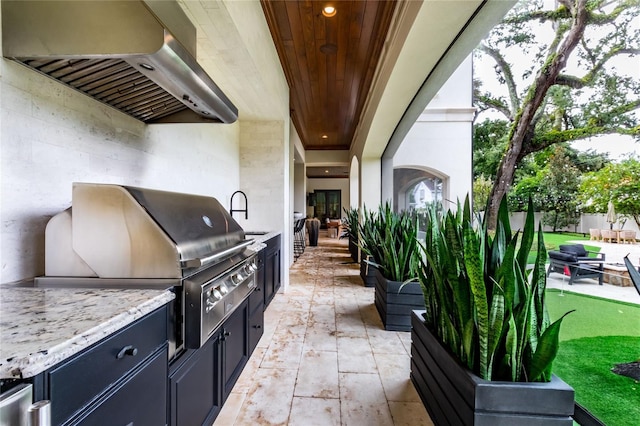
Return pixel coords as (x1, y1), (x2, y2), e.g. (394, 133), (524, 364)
(169, 297), (250, 425)
(264, 234), (281, 308)
(169, 334), (221, 426)
(44, 306), (169, 426)
(221, 299), (249, 402)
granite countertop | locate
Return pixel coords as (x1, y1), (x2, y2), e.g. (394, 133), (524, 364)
(245, 230), (281, 252)
(0, 287), (175, 379)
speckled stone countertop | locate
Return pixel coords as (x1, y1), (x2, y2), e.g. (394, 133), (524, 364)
(246, 231), (281, 252)
(0, 287), (175, 379)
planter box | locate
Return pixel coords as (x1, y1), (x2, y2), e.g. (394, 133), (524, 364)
(410, 310), (575, 425)
(374, 269), (424, 331)
(359, 255), (376, 287)
(349, 236), (359, 263)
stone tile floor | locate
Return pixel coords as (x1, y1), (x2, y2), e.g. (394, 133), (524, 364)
(213, 233), (433, 425)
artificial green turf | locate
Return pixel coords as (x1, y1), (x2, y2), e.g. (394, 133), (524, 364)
(545, 290), (640, 341)
(552, 336), (639, 426)
(545, 290), (640, 425)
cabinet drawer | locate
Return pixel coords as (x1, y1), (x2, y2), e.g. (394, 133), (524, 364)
(48, 306), (168, 425)
(74, 345), (168, 426)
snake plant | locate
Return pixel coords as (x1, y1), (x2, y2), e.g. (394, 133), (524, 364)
(358, 202), (419, 282)
(417, 196), (572, 382)
(341, 207), (360, 240)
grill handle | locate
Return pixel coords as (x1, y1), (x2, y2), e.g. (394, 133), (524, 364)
(181, 239), (254, 269)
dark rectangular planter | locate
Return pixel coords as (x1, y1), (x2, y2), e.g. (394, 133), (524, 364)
(359, 255), (376, 287)
(374, 269), (424, 331)
(349, 236), (358, 263)
(410, 310), (575, 426)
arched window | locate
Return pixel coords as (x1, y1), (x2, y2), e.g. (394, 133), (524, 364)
(394, 168), (444, 213)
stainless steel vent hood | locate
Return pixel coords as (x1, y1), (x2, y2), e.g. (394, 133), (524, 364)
(1, 0), (238, 124)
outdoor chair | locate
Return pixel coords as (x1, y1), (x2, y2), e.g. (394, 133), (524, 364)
(589, 228), (601, 241)
(621, 230), (636, 244)
(547, 244), (605, 285)
(600, 229), (616, 243)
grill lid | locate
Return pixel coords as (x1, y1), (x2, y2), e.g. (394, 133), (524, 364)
(45, 183), (249, 279)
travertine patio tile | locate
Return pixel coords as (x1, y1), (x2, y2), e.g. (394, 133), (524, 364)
(339, 372), (394, 425)
(294, 350), (339, 398)
(289, 397), (341, 426)
(232, 368), (296, 425)
(374, 353), (421, 402)
(337, 336), (376, 373)
(303, 326), (337, 352)
(388, 401), (433, 426)
(367, 328), (406, 354)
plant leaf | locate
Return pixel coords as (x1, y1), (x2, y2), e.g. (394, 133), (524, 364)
(529, 310), (575, 382)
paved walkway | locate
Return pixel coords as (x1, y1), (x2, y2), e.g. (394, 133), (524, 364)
(546, 239), (640, 305)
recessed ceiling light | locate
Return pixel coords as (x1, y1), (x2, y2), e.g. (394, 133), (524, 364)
(321, 134), (328, 139)
(325, 170), (329, 173)
(322, 5), (336, 18)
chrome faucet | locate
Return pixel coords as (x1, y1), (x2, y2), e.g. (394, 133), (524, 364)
(230, 190), (248, 219)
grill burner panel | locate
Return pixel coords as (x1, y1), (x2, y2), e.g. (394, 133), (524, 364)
(184, 253), (257, 349)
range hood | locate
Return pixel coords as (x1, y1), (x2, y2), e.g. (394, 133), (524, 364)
(1, 0), (238, 124)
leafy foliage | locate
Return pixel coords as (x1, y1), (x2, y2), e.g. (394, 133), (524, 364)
(538, 146), (581, 231)
(417, 195), (572, 382)
(579, 157), (640, 227)
(357, 203), (419, 282)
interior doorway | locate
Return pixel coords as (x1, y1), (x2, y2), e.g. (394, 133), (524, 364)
(313, 190), (341, 227)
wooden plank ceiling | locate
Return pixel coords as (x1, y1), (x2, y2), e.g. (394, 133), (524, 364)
(261, 0), (397, 151)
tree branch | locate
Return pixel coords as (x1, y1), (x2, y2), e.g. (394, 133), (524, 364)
(556, 48), (640, 88)
(524, 125), (639, 156)
(478, 44), (520, 116)
(475, 94), (513, 120)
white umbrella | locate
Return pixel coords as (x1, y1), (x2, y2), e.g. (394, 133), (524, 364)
(606, 200), (617, 229)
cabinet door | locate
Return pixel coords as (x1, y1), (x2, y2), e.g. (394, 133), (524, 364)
(248, 306), (264, 354)
(264, 250), (274, 305)
(75, 345), (168, 426)
(169, 335), (221, 426)
(222, 299), (249, 401)
(273, 249), (281, 294)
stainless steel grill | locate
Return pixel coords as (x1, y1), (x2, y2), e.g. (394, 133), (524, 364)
(37, 183), (258, 358)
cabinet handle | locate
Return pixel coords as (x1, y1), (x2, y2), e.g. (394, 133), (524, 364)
(253, 325), (262, 329)
(224, 331), (231, 337)
(116, 345), (138, 359)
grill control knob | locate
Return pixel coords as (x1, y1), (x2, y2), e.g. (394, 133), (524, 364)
(218, 284), (229, 295)
(212, 289), (223, 300)
(232, 273), (243, 285)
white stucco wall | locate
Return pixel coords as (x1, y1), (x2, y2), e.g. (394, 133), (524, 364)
(393, 56), (474, 210)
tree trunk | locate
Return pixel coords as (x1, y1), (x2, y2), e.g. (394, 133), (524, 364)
(485, 0), (589, 229)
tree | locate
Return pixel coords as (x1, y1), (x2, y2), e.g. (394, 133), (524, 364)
(579, 157), (640, 227)
(538, 146), (581, 231)
(475, 0), (640, 228)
